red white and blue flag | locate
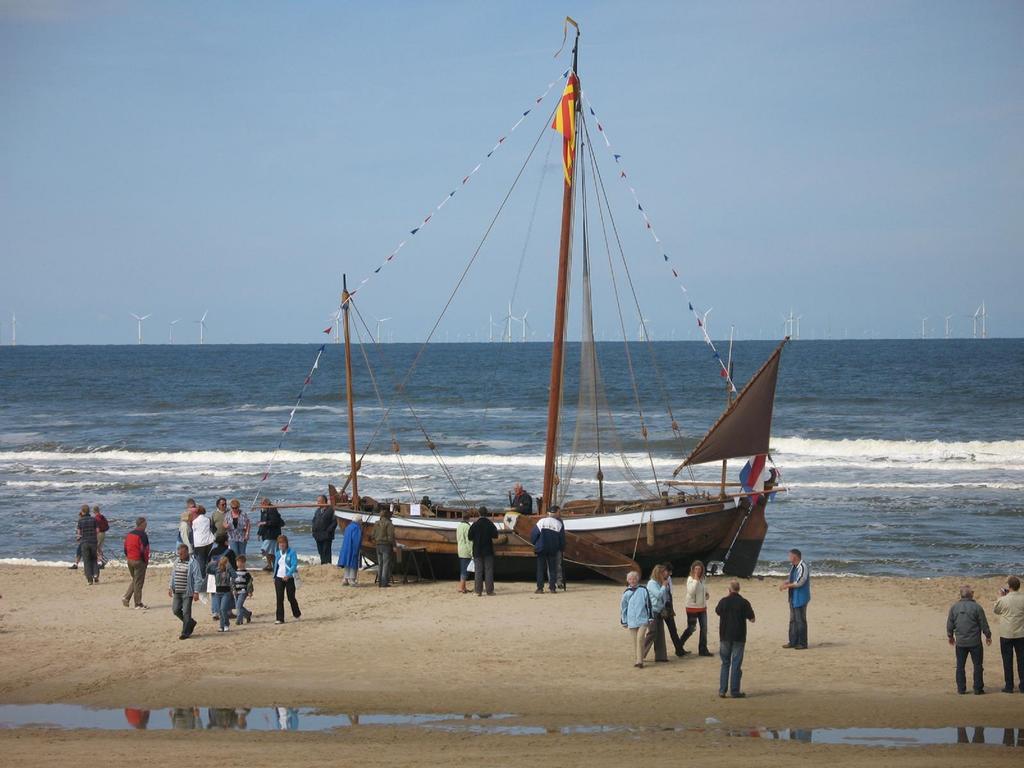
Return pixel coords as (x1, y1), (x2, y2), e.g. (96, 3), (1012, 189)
(739, 454), (768, 496)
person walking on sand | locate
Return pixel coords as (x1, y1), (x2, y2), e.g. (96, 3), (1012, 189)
(662, 563), (684, 657)
(168, 544), (203, 640)
(715, 579), (756, 698)
(993, 576), (1024, 693)
(644, 564), (670, 663)
(212, 497), (229, 537)
(620, 570), (654, 668)
(191, 505), (216, 579)
(680, 560), (712, 657)
(468, 506), (498, 596)
(311, 495), (338, 565)
(122, 516), (150, 609)
(371, 506), (396, 587)
(273, 535), (301, 624)
(780, 548), (810, 649)
(257, 498), (284, 572)
(232, 555), (254, 624)
(338, 516), (364, 586)
(76, 505), (100, 585)
(224, 499), (250, 557)
(92, 505), (110, 567)
(530, 510), (565, 594)
(456, 509), (472, 594)
(213, 556), (236, 632)
(947, 585), (992, 695)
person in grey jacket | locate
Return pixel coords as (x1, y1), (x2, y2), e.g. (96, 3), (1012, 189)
(167, 544), (205, 640)
(946, 585), (992, 694)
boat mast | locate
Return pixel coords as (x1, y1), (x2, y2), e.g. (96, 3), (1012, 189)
(719, 326), (735, 498)
(541, 26), (580, 514)
(341, 274), (360, 510)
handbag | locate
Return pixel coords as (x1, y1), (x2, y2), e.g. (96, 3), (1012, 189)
(466, 559), (476, 573)
(205, 574), (216, 593)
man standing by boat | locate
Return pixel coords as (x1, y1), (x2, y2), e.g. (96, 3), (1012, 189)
(780, 548), (810, 649)
(947, 585), (992, 694)
(530, 509), (564, 594)
(311, 495), (337, 565)
(468, 506), (498, 596)
(371, 506), (396, 588)
(509, 483), (533, 515)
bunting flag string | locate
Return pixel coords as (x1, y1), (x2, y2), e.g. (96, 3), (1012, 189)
(346, 68), (571, 302)
(582, 93), (737, 393)
(249, 344), (327, 508)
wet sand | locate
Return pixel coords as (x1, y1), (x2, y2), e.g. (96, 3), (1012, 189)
(0, 564), (1021, 766)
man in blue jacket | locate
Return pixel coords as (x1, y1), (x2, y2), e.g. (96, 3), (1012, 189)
(530, 510), (565, 594)
(780, 548), (810, 649)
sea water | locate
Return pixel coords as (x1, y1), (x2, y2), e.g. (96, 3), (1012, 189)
(0, 339), (1021, 575)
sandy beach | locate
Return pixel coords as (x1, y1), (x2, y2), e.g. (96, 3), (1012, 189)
(0, 564), (1021, 766)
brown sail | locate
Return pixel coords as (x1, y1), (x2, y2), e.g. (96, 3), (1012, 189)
(673, 339), (787, 472)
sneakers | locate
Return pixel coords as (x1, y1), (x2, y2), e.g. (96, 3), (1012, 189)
(782, 643), (796, 649)
(698, 651), (714, 657)
(731, 692), (746, 699)
(275, 620), (284, 625)
(1002, 687), (1014, 693)
(122, 597), (131, 607)
(135, 604), (148, 610)
(219, 626), (230, 633)
(535, 588), (544, 594)
(69, 564), (78, 570)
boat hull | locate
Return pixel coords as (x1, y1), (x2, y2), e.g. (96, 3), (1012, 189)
(335, 497), (766, 582)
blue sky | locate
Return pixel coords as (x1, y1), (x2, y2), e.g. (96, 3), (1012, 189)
(1, 0), (1022, 344)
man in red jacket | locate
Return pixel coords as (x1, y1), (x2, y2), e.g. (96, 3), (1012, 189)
(122, 517), (150, 609)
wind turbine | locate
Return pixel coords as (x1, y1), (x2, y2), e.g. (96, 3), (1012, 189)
(944, 315), (952, 339)
(794, 315), (803, 340)
(328, 309), (342, 343)
(169, 318), (181, 344)
(782, 310), (796, 338)
(130, 313), (151, 344)
(979, 301), (987, 339)
(520, 310), (531, 342)
(195, 310), (208, 345)
(920, 316), (928, 340)
(637, 314), (652, 341)
(375, 317), (391, 344)
(698, 308), (711, 340)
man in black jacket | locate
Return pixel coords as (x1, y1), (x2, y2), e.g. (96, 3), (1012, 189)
(311, 495), (338, 565)
(715, 579), (756, 699)
(257, 498), (284, 572)
(467, 506), (499, 596)
(509, 483), (533, 515)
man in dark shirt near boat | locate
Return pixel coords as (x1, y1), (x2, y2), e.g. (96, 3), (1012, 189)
(509, 483), (533, 515)
(371, 506), (396, 587)
(468, 507), (498, 596)
(76, 505), (100, 585)
(716, 579), (756, 698)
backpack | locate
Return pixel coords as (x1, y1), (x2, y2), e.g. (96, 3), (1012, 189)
(95, 514), (109, 533)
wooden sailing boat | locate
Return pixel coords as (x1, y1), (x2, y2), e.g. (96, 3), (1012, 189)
(327, 21), (786, 581)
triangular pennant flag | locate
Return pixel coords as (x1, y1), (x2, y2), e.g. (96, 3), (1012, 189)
(262, 472), (269, 481)
(374, 267), (381, 273)
(410, 227), (420, 235)
(663, 254), (669, 261)
(323, 326), (332, 334)
(613, 154), (621, 162)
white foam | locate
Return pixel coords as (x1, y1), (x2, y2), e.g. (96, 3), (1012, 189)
(772, 437), (1024, 467)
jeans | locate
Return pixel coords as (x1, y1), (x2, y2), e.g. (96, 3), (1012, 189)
(214, 591), (232, 630)
(234, 592), (251, 624)
(458, 558), (471, 581)
(955, 643), (984, 693)
(789, 604), (808, 647)
(274, 577), (301, 622)
(80, 542), (98, 583)
(1001, 637), (1024, 691)
(228, 540), (247, 557)
(316, 539), (333, 565)
(122, 560), (147, 606)
(536, 552), (558, 591)
(171, 592), (195, 636)
(719, 640), (746, 694)
(473, 555), (494, 595)
(681, 610), (709, 654)
(376, 545), (393, 586)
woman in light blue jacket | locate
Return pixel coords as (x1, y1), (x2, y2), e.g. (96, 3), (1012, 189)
(645, 564), (670, 662)
(273, 535), (301, 624)
(620, 570), (654, 667)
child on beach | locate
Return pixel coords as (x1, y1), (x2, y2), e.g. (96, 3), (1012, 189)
(213, 557), (236, 632)
(232, 555), (254, 625)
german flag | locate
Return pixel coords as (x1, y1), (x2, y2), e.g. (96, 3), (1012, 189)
(551, 72), (579, 185)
